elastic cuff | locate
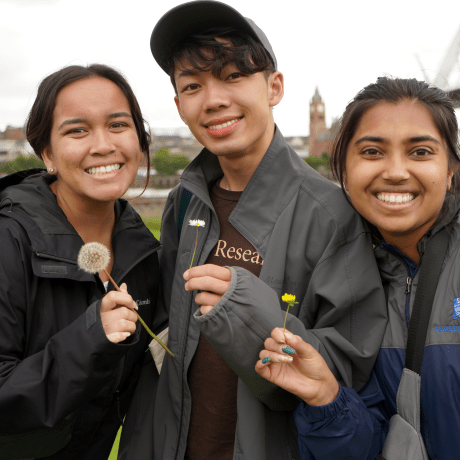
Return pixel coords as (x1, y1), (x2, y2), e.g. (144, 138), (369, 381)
(295, 385), (348, 423)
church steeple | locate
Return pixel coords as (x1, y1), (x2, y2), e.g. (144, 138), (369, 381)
(309, 87), (327, 157)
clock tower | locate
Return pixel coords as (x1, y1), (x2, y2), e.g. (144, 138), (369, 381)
(309, 87), (328, 157)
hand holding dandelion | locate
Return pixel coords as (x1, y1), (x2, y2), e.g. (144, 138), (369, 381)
(281, 293), (298, 330)
(78, 242), (174, 356)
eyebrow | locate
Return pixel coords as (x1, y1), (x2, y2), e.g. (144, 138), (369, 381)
(354, 135), (441, 146)
(176, 69), (200, 79)
(58, 112), (132, 131)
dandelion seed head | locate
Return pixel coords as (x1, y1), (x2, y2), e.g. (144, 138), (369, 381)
(77, 242), (111, 274)
(189, 219), (205, 227)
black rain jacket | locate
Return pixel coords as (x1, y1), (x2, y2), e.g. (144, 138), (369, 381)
(0, 170), (165, 459)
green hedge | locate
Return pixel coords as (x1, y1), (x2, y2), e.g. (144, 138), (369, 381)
(0, 155), (45, 173)
(152, 147), (189, 176)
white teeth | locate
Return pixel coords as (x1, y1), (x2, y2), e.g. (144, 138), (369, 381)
(376, 193), (415, 204)
(208, 118), (239, 130)
(86, 164), (121, 175)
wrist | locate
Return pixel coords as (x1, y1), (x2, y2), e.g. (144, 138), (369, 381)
(304, 377), (339, 407)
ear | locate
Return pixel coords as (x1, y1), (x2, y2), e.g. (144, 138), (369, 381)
(174, 96), (188, 125)
(268, 72), (284, 108)
(446, 164), (457, 191)
(42, 147), (56, 174)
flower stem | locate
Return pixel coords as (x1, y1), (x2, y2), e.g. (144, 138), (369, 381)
(103, 269), (174, 357)
(283, 304), (291, 331)
(189, 227), (199, 269)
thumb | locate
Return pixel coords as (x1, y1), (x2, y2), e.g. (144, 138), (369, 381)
(119, 282), (128, 293)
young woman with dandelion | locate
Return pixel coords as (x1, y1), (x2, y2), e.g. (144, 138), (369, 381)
(255, 78), (460, 460)
(0, 64), (166, 460)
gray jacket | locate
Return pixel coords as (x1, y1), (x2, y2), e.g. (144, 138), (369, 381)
(118, 128), (387, 460)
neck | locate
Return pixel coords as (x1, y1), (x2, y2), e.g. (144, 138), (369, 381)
(50, 182), (115, 245)
(380, 231), (423, 264)
(218, 124), (275, 192)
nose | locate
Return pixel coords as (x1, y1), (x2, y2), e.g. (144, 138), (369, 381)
(90, 129), (116, 155)
(381, 152), (410, 183)
(202, 80), (230, 113)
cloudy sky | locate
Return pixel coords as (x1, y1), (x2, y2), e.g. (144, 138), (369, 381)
(1, 0), (460, 138)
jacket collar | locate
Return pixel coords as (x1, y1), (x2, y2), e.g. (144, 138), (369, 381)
(180, 126), (309, 254)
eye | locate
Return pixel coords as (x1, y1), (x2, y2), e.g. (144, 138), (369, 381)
(65, 127), (86, 135)
(110, 122), (128, 129)
(227, 72), (244, 80)
(411, 148), (433, 157)
(361, 148), (381, 157)
(182, 83), (200, 93)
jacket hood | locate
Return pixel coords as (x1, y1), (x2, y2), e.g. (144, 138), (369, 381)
(0, 169), (159, 283)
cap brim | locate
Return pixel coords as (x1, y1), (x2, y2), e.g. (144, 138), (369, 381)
(151, 1), (264, 74)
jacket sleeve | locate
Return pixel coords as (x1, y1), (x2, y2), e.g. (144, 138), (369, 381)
(0, 221), (139, 432)
(194, 234), (386, 411)
(295, 372), (389, 460)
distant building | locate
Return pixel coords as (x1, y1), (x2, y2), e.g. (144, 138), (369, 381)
(309, 87), (335, 157)
(285, 136), (309, 157)
(150, 132), (202, 161)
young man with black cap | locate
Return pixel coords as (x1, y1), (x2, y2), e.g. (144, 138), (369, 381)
(118, 2), (387, 460)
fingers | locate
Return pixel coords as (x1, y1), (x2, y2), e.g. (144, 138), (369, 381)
(184, 275), (230, 295)
(184, 264), (232, 282)
(194, 291), (222, 307)
(183, 265), (231, 295)
(100, 283), (138, 343)
(100, 284), (138, 313)
(269, 328), (316, 359)
(107, 331), (132, 344)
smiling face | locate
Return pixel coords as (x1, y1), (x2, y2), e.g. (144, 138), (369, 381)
(42, 77), (143, 208)
(173, 58), (283, 163)
(345, 100), (454, 248)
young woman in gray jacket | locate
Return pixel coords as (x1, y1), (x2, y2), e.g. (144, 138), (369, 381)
(256, 77), (460, 460)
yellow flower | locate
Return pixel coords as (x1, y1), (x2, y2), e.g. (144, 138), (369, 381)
(281, 293), (298, 330)
(282, 293), (296, 304)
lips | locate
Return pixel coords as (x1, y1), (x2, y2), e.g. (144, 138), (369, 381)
(204, 117), (242, 138)
(206, 118), (241, 130)
(85, 163), (121, 175)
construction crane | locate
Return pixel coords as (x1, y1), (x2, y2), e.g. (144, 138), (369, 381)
(417, 25), (460, 105)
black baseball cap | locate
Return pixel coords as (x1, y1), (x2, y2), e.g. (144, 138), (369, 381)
(150, 0), (277, 74)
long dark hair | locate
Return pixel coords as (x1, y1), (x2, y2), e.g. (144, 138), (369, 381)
(26, 64), (151, 187)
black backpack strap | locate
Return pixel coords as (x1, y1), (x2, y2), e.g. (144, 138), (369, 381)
(177, 187), (193, 241)
(405, 228), (450, 374)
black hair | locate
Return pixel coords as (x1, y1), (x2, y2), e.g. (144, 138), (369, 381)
(26, 64), (151, 187)
(167, 27), (275, 94)
(331, 77), (460, 218)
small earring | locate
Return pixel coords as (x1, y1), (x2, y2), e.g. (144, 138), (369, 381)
(48, 168), (54, 173)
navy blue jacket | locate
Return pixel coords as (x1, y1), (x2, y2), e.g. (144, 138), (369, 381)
(294, 200), (460, 460)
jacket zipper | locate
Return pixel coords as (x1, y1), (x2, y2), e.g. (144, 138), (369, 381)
(112, 245), (161, 408)
(175, 209), (211, 460)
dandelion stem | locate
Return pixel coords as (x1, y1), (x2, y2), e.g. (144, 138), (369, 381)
(189, 227), (199, 269)
(103, 269), (174, 357)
